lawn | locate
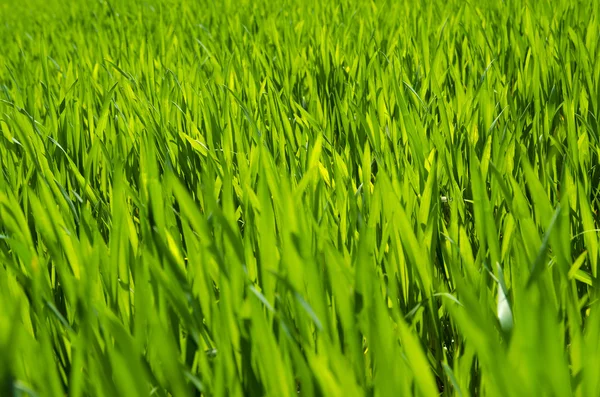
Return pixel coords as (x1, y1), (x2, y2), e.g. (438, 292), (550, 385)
(0, 0), (599, 395)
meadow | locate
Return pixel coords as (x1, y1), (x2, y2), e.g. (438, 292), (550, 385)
(0, 0), (599, 395)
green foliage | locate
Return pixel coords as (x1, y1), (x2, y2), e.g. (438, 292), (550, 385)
(1, 0), (599, 395)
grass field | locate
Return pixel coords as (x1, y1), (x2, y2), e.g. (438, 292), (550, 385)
(1, 0), (599, 395)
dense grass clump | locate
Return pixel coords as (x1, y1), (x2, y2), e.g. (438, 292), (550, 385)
(1, 0), (599, 395)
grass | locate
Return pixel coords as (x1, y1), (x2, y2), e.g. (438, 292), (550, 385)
(0, 0), (599, 395)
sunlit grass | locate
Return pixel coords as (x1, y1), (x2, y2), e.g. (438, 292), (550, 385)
(0, 0), (599, 395)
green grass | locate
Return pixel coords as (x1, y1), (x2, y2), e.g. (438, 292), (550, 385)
(0, 0), (599, 395)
